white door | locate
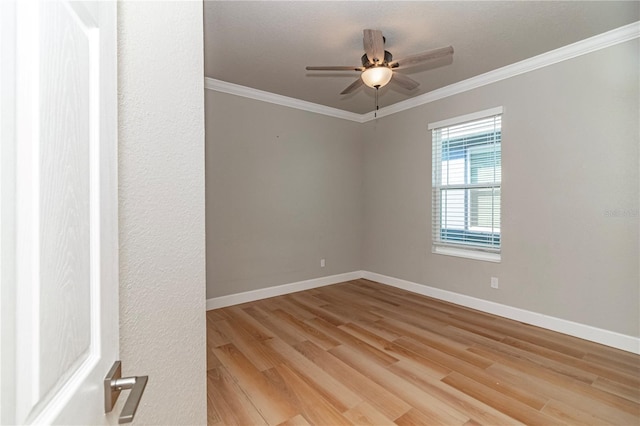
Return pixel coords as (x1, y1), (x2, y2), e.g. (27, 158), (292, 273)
(1, 0), (120, 424)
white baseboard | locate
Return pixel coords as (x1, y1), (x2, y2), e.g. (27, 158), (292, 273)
(362, 271), (640, 355)
(205, 271), (363, 310)
(205, 269), (639, 354)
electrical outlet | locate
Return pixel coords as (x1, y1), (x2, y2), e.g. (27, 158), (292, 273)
(491, 277), (499, 289)
(320, 258), (325, 268)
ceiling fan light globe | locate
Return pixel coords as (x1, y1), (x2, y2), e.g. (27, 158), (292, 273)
(361, 66), (393, 89)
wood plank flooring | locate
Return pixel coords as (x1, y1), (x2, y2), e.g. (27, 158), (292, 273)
(206, 279), (640, 425)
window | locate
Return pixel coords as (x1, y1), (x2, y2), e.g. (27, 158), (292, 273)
(429, 107), (502, 262)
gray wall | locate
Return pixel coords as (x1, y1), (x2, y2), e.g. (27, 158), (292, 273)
(362, 40), (639, 337)
(205, 91), (363, 298)
(205, 40), (639, 338)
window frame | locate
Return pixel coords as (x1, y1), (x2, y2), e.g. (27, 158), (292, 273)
(429, 107), (503, 262)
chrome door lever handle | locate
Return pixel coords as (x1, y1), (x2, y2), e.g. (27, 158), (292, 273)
(112, 375), (148, 424)
(105, 361), (148, 424)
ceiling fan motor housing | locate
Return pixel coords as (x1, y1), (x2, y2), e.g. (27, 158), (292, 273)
(361, 51), (393, 68)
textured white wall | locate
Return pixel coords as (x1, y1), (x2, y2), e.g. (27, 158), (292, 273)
(118, 2), (207, 424)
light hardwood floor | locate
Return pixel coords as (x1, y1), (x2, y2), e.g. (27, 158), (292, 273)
(206, 279), (640, 425)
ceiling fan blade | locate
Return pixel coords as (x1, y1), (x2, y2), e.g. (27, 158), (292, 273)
(306, 66), (364, 71)
(389, 46), (454, 69)
(340, 78), (364, 95)
(363, 29), (385, 64)
(392, 72), (420, 90)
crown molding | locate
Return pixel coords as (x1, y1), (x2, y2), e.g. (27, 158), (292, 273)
(205, 21), (639, 123)
(369, 21), (640, 122)
(203, 78), (365, 123)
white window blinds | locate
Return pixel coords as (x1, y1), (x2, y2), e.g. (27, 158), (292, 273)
(430, 108), (502, 257)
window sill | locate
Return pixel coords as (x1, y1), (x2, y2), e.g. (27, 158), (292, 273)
(433, 245), (501, 263)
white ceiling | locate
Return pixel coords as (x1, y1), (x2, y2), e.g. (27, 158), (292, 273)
(204, 1), (639, 114)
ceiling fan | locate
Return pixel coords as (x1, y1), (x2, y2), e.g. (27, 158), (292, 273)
(306, 29), (454, 95)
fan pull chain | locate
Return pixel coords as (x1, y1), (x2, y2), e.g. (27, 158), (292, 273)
(375, 87), (379, 118)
